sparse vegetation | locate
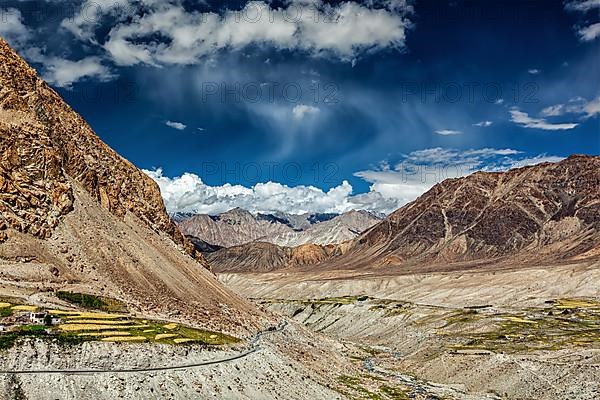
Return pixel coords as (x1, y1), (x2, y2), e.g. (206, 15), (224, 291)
(56, 291), (124, 312)
(441, 298), (600, 353)
(336, 375), (410, 400)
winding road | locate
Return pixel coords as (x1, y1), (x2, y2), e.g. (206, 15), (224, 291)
(0, 321), (287, 375)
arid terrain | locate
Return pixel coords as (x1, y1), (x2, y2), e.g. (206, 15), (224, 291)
(212, 156), (600, 399)
(0, 36), (518, 400)
(220, 259), (600, 399)
(0, 23), (599, 400)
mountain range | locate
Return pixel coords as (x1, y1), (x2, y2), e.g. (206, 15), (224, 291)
(176, 208), (381, 249)
(207, 155), (600, 273)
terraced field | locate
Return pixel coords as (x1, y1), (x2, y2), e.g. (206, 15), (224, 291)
(0, 299), (239, 349)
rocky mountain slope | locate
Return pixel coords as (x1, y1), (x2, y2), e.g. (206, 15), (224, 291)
(212, 156), (600, 273)
(333, 155), (600, 271)
(177, 208), (294, 248)
(207, 241), (351, 273)
(0, 37), (263, 333)
(268, 210), (381, 247)
(177, 208), (380, 249)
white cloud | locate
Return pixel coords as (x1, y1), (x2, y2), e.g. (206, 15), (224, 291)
(434, 129), (462, 135)
(565, 1), (600, 41)
(540, 104), (565, 117)
(39, 56), (114, 88)
(0, 9), (113, 88)
(63, 1), (413, 66)
(528, 69), (541, 74)
(509, 109), (579, 130)
(146, 148), (564, 216)
(166, 120), (187, 130)
(473, 121), (493, 127)
(494, 98), (504, 105)
(539, 96), (600, 119)
(581, 96), (600, 118)
(292, 104), (320, 120)
(578, 22), (600, 41)
(0, 8), (30, 46)
(565, 0), (600, 12)
(144, 168), (376, 215)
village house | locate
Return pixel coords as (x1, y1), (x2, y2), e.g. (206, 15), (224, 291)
(29, 311), (61, 326)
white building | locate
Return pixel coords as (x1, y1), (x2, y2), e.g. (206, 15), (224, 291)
(28, 311), (61, 325)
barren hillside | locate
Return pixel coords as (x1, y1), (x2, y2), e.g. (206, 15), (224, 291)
(0, 37), (265, 334)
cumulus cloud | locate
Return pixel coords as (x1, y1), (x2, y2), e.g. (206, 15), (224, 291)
(39, 56), (114, 88)
(578, 22), (600, 41)
(528, 68), (541, 74)
(144, 168), (382, 215)
(473, 121), (493, 127)
(292, 104), (320, 120)
(0, 9), (113, 88)
(434, 129), (462, 135)
(146, 147), (563, 215)
(60, 0), (412, 66)
(509, 109), (579, 130)
(165, 120), (187, 130)
(0, 8), (30, 46)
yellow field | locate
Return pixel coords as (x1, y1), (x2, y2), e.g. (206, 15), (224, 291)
(60, 324), (149, 332)
(79, 331), (132, 337)
(504, 316), (538, 324)
(556, 299), (598, 309)
(48, 310), (82, 315)
(163, 323), (178, 330)
(11, 305), (37, 311)
(101, 336), (147, 342)
(155, 333), (177, 340)
(68, 319), (133, 325)
(66, 312), (127, 319)
(174, 338), (195, 344)
(0, 303), (11, 308)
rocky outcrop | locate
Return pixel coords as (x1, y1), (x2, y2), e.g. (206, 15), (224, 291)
(0, 37), (206, 267)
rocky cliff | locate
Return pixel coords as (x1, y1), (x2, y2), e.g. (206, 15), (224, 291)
(0, 37), (206, 267)
(0, 37), (264, 333)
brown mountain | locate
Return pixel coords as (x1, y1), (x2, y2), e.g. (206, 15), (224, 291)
(177, 208), (380, 250)
(177, 208), (294, 248)
(0, 37), (263, 333)
(207, 241), (351, 273)
(214, 156), (600, 273)
(334, 154), (600, 271)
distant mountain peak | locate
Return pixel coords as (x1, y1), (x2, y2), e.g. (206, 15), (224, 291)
(177, 208), (381, 249)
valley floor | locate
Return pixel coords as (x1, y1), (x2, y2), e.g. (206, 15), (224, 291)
(220, 260), (600, 400)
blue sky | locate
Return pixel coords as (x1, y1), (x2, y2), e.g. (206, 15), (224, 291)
(1, 0), (598, 214)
